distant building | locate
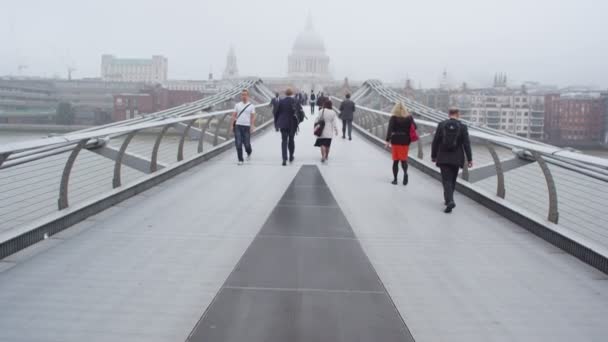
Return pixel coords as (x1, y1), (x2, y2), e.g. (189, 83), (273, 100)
(544, 92), (607, 147)
(288, 14), (331, 82)
(101, 55), (168, 84)
(165, 79), (220, 95)
(603, 93), (608, 145)
(113, 87), (205, 122)
(452, 89), (545, 140)
(54, 79), (145, 125)
(418, 89), (452, 114)
(222, 47), (239, 80)
(0, 79), (57, 124)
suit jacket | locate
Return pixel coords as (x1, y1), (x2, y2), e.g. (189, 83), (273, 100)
(431, 119), (473, 167)
(274, 96), (296, 130)
(271, 97), (280, 114)
(339, 99), (356, 121)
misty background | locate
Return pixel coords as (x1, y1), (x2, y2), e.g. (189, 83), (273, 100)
(1, 0), (607, 88)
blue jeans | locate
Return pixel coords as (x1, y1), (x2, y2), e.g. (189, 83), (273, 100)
(234, 125), (252, 162)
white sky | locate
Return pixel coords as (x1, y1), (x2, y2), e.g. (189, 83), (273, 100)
(1, 0), (607, 88)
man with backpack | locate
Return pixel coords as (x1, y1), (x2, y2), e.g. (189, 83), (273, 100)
(309, 90), (316, 115)
(274, 88), (304, 166)
(230, 89), (256, 165)
(431, 109), (473, 213)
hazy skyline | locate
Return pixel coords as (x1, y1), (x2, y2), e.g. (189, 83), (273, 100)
(2, 0), (607, 88)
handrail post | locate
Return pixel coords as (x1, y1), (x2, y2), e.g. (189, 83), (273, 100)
(532, 152), (559, 224)
(198, 118), (211, 153)
(113, 130), (138, 189)
(150, 124), (171, 173)
(178, 119), (197, 162)
(0, 153), (10, 168)
(486, 142), (505, 199)
(214, 114), (230, 146)
(462, 153), (470, 181)
(417, 139), (424, 160)
(58, 139), (89, 210)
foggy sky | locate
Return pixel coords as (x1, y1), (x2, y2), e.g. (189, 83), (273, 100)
(2, 0), (607, 88)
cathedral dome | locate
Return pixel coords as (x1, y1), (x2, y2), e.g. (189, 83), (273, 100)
(293, 29), (326, 53)
(292, 15), (326, 55)
(287, 14), (331, 80)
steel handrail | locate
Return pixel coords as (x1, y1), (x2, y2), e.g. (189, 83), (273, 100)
(331, 96), (608, 170)
(0, 103), (271, 156)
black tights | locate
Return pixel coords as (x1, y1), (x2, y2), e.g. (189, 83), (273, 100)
(392, 160), (408, 180)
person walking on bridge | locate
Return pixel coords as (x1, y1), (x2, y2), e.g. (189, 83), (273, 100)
(271, 92), (280, 114)
(431, 108), (473, 213)
(317, 91), (325, 111)
(230, 89), (256, 165)
(309, 90), (317, 115)
(274, 88), (299, 166)
(385, 102), (416, 185)
(339, 93), (356, 140)
(314, 100), (339, 163)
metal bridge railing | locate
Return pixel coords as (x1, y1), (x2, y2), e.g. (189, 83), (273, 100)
(0, 103), (274, 235)
(332, 97), (608, 233)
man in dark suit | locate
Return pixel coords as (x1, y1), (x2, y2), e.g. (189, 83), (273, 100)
(274, 88), (298, 166)
(271, 93), (280, 114)
(339, 93), (356, 140)
(431, 109), (473, 213)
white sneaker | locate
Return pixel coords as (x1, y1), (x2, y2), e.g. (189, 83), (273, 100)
(238, 161), (244, 166)
(246, 154), (251, 161)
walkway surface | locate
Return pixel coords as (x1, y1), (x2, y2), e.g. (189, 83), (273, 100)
(0, 115), (607, 342)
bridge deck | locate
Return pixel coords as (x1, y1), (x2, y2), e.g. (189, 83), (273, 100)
(0, 117), (607, 341)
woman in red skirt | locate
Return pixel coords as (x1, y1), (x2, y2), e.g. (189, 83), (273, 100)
(385, 102), (416, 185)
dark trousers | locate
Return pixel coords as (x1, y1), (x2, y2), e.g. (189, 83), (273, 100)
(280, 128), (296, 161)
(342, 119), (353, 139)
(310, 102), (316, 114)
(234, 125), (252, 162)
(440, 165), (460, 205)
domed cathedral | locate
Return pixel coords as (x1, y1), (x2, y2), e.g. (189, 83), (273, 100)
(288, 14), (331, 82)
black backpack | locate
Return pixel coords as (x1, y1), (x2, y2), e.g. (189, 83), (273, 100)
(292, 101), (307, 132)
(441, 120), (461, 152)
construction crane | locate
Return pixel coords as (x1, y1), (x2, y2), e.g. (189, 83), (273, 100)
(67, 66), (76, 81)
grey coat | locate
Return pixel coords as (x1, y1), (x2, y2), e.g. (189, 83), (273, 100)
(339, 99), (356, 121)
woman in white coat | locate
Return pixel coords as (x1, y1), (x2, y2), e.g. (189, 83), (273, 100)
(314, 100), (339, 163)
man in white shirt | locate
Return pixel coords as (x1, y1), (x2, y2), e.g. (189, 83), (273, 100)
(230, 89), (256, 165)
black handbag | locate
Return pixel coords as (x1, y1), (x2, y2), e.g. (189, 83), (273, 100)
(314, 110), (326, 137)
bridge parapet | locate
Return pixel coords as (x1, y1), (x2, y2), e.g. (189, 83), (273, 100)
(0, 80), (275, 259)
(333, 94), (608, 273)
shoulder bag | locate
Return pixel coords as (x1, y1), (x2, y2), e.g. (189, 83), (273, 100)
(314, 110), (326, 137)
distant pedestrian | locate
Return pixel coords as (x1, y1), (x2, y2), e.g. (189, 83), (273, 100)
(309, 90), (317, 115)
(271, 92), (280, 114)
(431, 108), (473, 213)
(316, 91), (323, 110)
(339, 93), (356, 140)
(314, 100), (339, 163)
(230, 89), (256, 165)
(385, 102), (416, 185)
(274, 88), (299, 166)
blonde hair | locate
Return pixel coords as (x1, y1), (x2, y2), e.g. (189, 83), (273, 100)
(391, 102), (411, 118)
